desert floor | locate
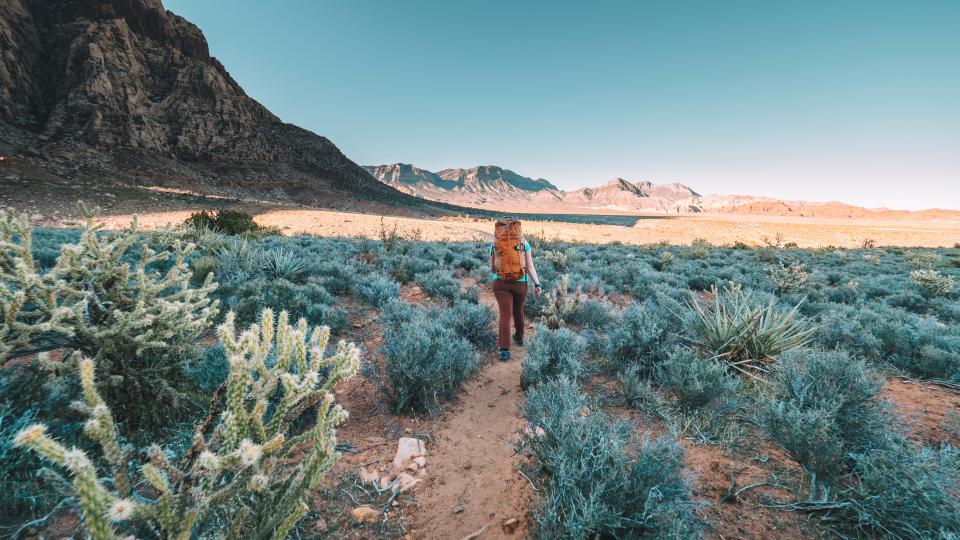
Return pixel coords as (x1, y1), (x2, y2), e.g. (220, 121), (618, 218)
(86, 206), (960, 248)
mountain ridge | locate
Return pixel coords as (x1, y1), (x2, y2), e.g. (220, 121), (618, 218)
(364, 162), (959, 218)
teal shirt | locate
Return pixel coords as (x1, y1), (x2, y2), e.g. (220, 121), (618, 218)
(489, 241), (531, 282)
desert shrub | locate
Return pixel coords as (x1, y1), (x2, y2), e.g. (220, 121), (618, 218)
(382, 254), (438, 284)
(523, 377), (697, 538)
(521, 326), (586, 388)
(186, 343), (230, 394)
(910, 269), (954, 297)
(655, 347), (740, 411)
(29, 227), (83, 268)
(1, 210), (219, 435)
(687, 283), (814, 379)
(619, 366), (672, 415)
(811, 444), (960, 538)
(689, 238), (711, 260)
(767, 259), (810, 293)
(446, 300), (496, 350)
(757, 248), (778, 263)
(381, 308), (477, 415)
(760, 348), (893, 497)
(13, 309), (359, 540)
(569, 297), (615, 329)
(232, 278), (345, 331)
(313, 260), (356, 295)
(814, 304), (960, 381)
(415, 268), (463, 303)
(355, 274), (401, 307)
(184, 208), (277, 237)
(604, 300), (678, 373)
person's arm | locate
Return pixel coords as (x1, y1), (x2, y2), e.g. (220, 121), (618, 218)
(525, 248), (542, 295)
(489, 246), (495, 273)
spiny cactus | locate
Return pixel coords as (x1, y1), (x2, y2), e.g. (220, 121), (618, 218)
(767, 259), (810, 293)
(0, 208), (79, 361)
(13, 309), (360, 540)
(540, 275), (584, 329)
(909, 269), (954, 297)
(1, 207), (219, 433)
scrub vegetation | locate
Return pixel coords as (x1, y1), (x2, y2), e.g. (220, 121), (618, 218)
(2, 208), (958, 538)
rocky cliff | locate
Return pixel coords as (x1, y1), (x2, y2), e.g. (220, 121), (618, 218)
(0, 0), (439, 210)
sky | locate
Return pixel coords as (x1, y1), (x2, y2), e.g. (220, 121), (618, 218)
(164, 0), (959, 210)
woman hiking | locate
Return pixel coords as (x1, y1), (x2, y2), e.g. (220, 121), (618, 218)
(489, 218), (541, 361)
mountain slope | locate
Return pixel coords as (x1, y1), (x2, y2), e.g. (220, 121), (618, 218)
(365, 164), (563, 206)
(0, 0), (448, 211)
(364, 164), (698, 212)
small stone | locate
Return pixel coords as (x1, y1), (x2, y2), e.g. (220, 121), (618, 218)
(395, 472), (421, 492)
(359, 467), (379, 484)
(453, 505), (464, 514)
(392, 437), (426, 469)
(502, 517), (520, 533)
(413, 456), (426, 468)
(351, 505), (380, 523)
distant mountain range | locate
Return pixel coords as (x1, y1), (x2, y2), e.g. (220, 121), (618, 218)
(365, 163), (959, 219)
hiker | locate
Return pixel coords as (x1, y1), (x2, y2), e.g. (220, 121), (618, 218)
(489, 218), (542, 361)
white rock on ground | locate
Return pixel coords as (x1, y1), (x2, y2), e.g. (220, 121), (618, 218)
(392, 437), (427, 469)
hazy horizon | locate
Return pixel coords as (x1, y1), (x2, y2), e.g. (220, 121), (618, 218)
(164, 0), (959, 211)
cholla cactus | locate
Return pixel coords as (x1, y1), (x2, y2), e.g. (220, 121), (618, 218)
(1, 208), (219, 362)
(0, 209), (79, 360)
(905, 251), (939, 270)
(14, 309), (360, 540)
(540, 249), (568, 272)
(659, 251), (675, 268)
(541, 275), (584, 329)
(1, 208), (219, 431)
(910, 269), (954, 297)
(767, 259), (810, 293)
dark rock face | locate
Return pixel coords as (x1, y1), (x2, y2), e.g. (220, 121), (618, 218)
(0, 0), (430, 208)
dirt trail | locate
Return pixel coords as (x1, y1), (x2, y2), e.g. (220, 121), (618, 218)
(409, 290), (534, 539)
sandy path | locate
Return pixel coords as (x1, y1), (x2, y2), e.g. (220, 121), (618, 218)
(409, 291), (534, 539)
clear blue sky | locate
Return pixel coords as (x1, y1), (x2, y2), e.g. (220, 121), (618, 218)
(165, 0), (959, 210)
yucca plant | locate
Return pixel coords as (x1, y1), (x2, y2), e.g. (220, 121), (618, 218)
(262, 248), (306, 281)
(686, 283), (815, 379)
(13, 308), (360, 540)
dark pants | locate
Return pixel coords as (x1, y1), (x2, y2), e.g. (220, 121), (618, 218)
(492, 279), (527, 350)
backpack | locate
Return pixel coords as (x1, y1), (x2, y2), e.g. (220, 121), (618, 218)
(493, 219), (527, 281)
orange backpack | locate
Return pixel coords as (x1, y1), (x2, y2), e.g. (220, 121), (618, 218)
(493, 219), (527, 281)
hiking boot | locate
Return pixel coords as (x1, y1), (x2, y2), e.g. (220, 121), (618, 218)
(513, 333), (524, 346)
(498, 348), (511, 361)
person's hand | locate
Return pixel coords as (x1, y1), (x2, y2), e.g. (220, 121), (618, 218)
(534, 284), (543, 296)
